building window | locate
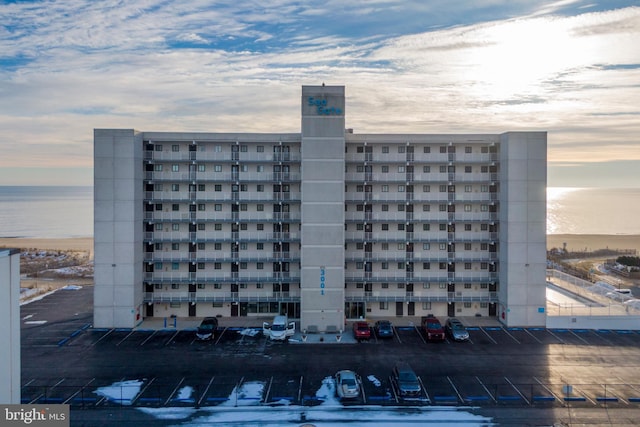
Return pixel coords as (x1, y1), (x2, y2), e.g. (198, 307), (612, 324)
(214, 165), (222, 172)
(481, 243), (488, 250)
(398, 185), (405, 192)
(198, 223), (206, 231)
(170, 302), (181, 308)
(423, 242), (430, 249)
(423, 165), (430, 173)
(464, 283), (472, 289)
(398, 166), (405, 173)
(439, 224), (446, 231)
(465, 166), (472, 173)
(481, 204), (489, 212)
(171, 164), (179, 172)
(381, 283), (389, 289)
(172, 184), (179, 191)
(381, 165), (389, 173)
(198, 184), (206, 191)
(214, 263), (221, 269)
(423, 204), (430, 212)
(198, 242), (205, 250)
(382, 185), (389, 192)
(257, 224), (264, 231)
(154, 262), (163, 270)
(198, 283), (206, 289)
(423, 185), (430, 192)
(155, 224), (163, 231)
(214, 283), (222, 289)
(481, 223), (488, 230)
(257, 146), (264, 152)
(481, 185), (489, 192)
(464, 302), (472, 308)
(465, 146), (472, 154)
(214, 242), (222, 249)
(440, 146), (447, 153)
(423, 283), (431, 289)
(464, 243), (472, 250)
(382, 224), (389, 231)
(381, 204), (389, 212)
(424, 146), (431, 153)
(215, 204), (222, 211)
(423, 262), (430, 270)
(465, 263), (472, 270)
(172, 243), (179, 250)
(214, 224), (222, 231)
(439, 204), (446, 212)
(381, 243), (389, 250)
(257, 243), (263, 250)
(481, 263), (488, 270)
(465, 224), (472, 231)
(172, 204), (179, 211)
(439, 165), (447, 173)
(398, 146), (405, 153)
(172, 145), (179, 152)
(155, 144), (163, 151)
(257, 262), (264, 270)
(422, 302), (432, 310)
(172, 263), (179, 270)
(198, 204), (206, 211)
(198, 164), (206, 172)
(198, 263), (205, 270)
(382, 146), (389, 153)
(381, 262), (388, 270)
(439, 283), (447, 289)
(397, 263), (405, 270)
(380, 302), (389, 310)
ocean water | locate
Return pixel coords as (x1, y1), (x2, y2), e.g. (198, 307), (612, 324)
(0, 186), (93, 238)
(0, 186), (638, 238)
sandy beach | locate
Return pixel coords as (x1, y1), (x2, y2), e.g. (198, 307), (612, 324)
(2, 235), (639, 255)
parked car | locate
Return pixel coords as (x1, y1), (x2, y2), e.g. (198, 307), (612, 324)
(352, 321), (371, 341)
(335, 370), (361, 399)
(445, 317), (469, 342)
(421, 314), (445, 341)
(196, 317), (218, 341)
(392, 362), (422, 398)
(263, 315), (296, 341)
(374, 320), (394, 338)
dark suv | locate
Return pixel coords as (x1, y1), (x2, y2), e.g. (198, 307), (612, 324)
(392, 362), (422, 398)
(196, 317), (218, 341)
(421, 314), (445, 341)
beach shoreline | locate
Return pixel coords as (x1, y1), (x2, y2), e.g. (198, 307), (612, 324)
(1, 235), (639, 254)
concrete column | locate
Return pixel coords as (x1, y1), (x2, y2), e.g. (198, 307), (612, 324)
(300, 85), (346, 332)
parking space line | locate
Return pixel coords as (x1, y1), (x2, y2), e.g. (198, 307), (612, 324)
(64, 378), (95, 405)
(475, 376), (496, 403)
(524, 328), (543, 344)
(164, 377), (185, 406)
(570, 385), (596, 405)
(23, 379), (35, 387)
(115, 331), (135, 347)
(91, 329), (114, 346)
(264, 377), (273, 403)
(214, 327), (227, 345)
(140, 330), (157, 346)
(389, 375), (399, 403)
(417, 376), (430, 403)
(505, 376), (529, 405)
(503, 329), (521, 344)
(197, 376), (215, 407)
(446, 376), (463, 404)
(165, 330), (180, 346)
(132, 378), (155, 406)
(360, 375), (367, 404)
(393, 326), (402, 344)
(414, 325), (427, 345)
(533, 376), (560, 402)
(479, 328), (498, 344)
(569, 330), (590, 345)
(297, 376), (303, 404)
(546, 329), (566, 344)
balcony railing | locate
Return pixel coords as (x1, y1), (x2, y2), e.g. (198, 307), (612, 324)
(144, 290), (301, 303)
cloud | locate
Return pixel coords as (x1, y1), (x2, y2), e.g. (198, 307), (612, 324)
(0, 1), (639, 186)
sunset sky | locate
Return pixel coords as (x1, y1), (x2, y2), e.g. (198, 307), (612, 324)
(1, 0), (638, 187)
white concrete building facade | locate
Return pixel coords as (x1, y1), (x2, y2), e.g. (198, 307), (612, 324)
(94, 85), (547, 330)
(0, 248), (21, 404)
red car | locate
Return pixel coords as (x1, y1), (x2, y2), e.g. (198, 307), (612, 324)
(352, 321), (371, 341)
(421, 315), (445, 341)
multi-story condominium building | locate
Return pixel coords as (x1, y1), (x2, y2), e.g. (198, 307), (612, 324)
(94, 85), (547, 331)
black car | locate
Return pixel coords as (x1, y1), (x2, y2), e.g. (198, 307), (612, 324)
(392, 362), (422, 398)
(374, 320), (394, 338)
(196, 317), (218, 341)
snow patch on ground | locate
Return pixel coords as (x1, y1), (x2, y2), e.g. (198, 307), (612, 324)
(24, 320), (47, 325)
(62, 284), (83, 290)
(94, 380), (144, 405)
(238, 328), (260, 337)
(315, 376), (340, 406)
(367, 375), (382, 387)
(220, 381), (264, 406)
(174, 386), (193, 402)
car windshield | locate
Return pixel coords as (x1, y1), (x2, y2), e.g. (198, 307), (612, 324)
(427, 322), (441, 329)
(198, 324), (214, 331)
(452, 324), (464, 330)
(272, 324), (285, 331)
(357, 325), (368, 331)
(342, 378), (356, 386)
(398, 371), (417, 382)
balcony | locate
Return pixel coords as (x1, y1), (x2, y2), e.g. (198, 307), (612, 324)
(144, 290), (301, 303)
(343, 289), (498, 303)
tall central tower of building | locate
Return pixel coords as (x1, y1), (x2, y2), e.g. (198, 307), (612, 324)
(300, 85), (346, 332)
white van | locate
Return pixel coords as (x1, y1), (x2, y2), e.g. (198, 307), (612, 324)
(263, 315), (295, 341)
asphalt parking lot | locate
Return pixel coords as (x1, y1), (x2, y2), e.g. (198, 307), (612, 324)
(21, 285), (640, 426)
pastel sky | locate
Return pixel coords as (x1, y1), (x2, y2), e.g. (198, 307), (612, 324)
(1, 0), (639, 187)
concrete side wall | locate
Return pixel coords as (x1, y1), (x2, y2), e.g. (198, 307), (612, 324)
(94, 129), (144, 328)
(547, 316), (640, 330)
(300, 85), (346, 332)
(0, 250), (20, 403)
(498, 131), (547, 327)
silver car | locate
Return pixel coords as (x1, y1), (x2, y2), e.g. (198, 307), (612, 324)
(445, 318), (469, 342)
(335, 370), (361, 399)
